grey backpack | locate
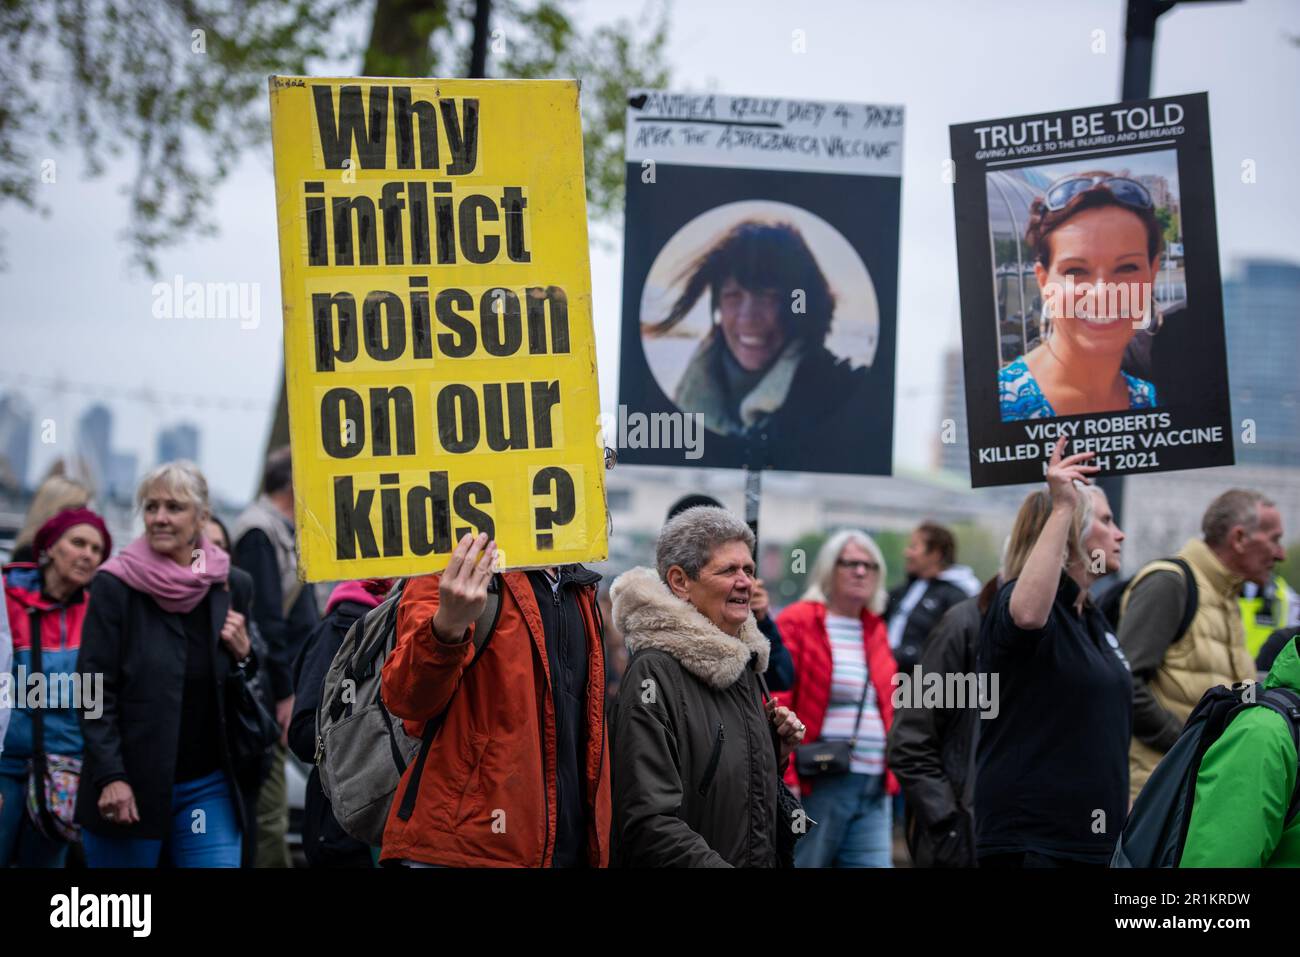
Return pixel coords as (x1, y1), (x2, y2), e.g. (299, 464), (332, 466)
(316, 577), (501, 844)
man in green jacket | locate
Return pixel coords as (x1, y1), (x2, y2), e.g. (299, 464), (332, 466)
(1181, 634), (1300, 867)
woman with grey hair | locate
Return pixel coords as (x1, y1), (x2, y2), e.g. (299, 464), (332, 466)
(610, 506), (806, 866)
(774, 528), (899, 867)
(76, 461), (266, 867)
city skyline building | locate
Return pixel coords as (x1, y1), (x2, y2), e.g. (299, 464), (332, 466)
(1223, 257), (1300, 467)
(157, 422), (201, 467)
(936, 346), (970, 476)
(76, 402), (139, 502)
(0, 393), (34, 492)
(77, 403), (113, 499)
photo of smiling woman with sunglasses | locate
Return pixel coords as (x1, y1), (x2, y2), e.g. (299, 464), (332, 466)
(998, 170), (1166, 422)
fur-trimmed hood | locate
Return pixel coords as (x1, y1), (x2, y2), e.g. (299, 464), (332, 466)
(610, 566), (769, 690)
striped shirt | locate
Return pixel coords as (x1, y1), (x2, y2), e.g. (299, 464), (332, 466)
(818, 613), (886, 775)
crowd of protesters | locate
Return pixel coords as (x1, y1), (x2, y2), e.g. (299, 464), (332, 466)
(0, 443), (1295, 868)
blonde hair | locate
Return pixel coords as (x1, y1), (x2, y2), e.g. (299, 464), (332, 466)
(15, 475), (92, 551)
(802, 529), (888, 615)
(1003, 485), (1104, 581)
(135, 460), (211, 523)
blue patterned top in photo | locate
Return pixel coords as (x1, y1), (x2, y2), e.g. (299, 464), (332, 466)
(999, 355), (1157, 422)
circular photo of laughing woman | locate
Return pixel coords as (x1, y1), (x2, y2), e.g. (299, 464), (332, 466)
(639, 200), (879, 440)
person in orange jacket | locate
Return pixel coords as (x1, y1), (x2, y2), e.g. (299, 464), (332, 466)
(379, 532), (611, 867)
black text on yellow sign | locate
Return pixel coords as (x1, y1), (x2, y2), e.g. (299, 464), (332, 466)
(269, 77), (607, 580)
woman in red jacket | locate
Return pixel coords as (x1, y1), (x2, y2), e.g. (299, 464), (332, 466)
(776, 529), (898, 867)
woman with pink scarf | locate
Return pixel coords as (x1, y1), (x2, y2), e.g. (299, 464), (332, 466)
(75, 461), (259, 867)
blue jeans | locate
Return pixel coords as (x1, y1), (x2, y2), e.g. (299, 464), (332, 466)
(83, 770), (242, 868)
(0, 758), (70, 868)
(795, 772), (892, 868)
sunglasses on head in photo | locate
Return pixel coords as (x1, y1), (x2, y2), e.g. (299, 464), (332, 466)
(1043, 175), (1154, 213)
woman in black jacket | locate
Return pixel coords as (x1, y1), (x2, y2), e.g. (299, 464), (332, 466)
(610, 506), (806, 867)
(76, 461), (262, 868)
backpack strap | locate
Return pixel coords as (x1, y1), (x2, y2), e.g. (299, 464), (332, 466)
(1166, 558), (1199, 643)
(328, 593), (402, 724)
(26, 609), (44, 760)
(25, 608), (63, 840)
(468, 576), (502, 667)
(1173, 686), (1247, 860)
(1125, 557), (1199, 643)
(591, 586), (606, 645)
(395, 575), (501, 822)
(351, 580), (409, 681)
(1251, 687), (1300, 824)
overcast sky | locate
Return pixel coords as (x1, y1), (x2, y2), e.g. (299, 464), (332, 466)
(2, 0), (1297, 504)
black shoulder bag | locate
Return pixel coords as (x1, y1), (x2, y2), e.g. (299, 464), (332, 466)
(794, 676), (871, 778)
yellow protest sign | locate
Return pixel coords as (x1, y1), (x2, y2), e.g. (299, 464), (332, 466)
(268, 77), (607, 580)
